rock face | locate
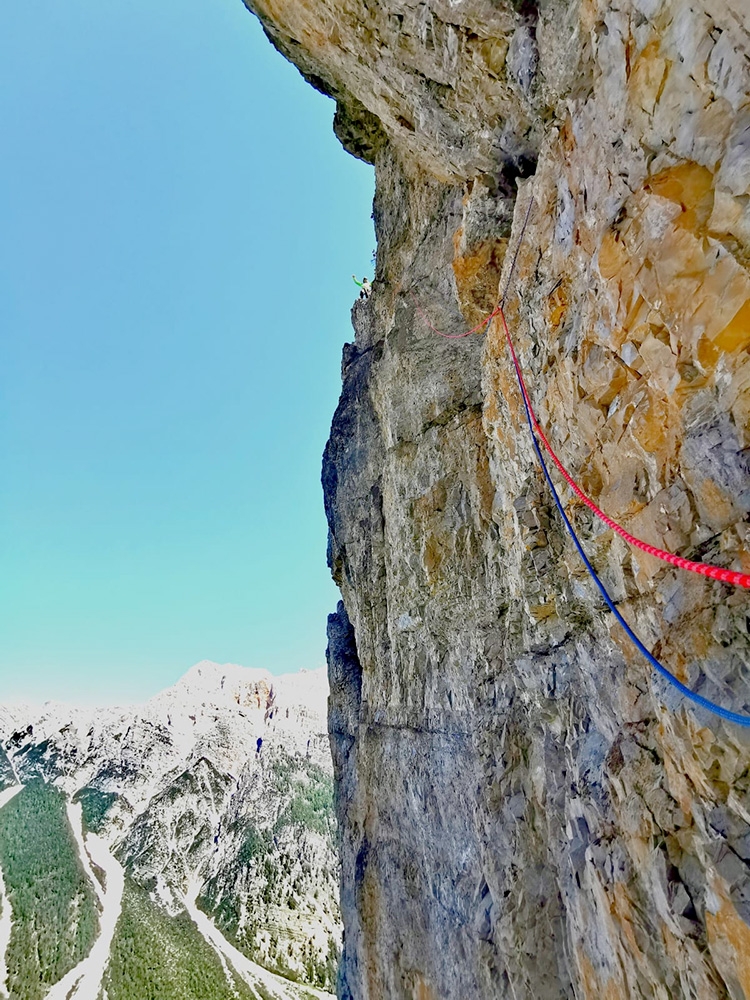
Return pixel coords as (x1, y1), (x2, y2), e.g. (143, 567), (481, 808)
(245, 0), (750, 996)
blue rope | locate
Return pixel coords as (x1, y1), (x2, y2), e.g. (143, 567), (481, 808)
(512, 369), (750, 728)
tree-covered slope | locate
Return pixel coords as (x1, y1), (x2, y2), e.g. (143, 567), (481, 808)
(0, 664), (339, 997)
(100, 879), (258, 1000)
(197, 748), (339, 991)
(0, 781), (99, 1000)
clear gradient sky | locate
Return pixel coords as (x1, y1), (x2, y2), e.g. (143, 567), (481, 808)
(0, 0), (374, 704)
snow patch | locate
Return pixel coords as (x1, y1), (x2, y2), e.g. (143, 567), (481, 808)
(0, 789), (21, 814)
(45, 812), (124, 1000)
(0, 866), (13, 998)
(66, 802), (104, 906)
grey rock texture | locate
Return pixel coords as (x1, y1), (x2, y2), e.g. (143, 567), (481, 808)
(247, 0), (750, 996)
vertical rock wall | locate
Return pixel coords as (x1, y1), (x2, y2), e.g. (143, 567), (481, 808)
(244, 0), (750, 996)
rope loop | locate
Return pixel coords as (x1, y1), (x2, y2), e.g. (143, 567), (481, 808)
(499, 305), (750, 727)
(408, 191), (750, 724)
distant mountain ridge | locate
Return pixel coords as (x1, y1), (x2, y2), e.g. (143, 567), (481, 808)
(0, 662), (339, 1000)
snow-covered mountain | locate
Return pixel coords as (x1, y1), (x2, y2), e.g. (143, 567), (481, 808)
(0, 662), (340, 1000)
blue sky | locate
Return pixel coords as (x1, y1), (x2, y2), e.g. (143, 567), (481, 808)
(0, 0), (374, 704)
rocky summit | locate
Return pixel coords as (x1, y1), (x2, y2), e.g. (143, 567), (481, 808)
(0, 662), (339, 1000)
(236, 0), (750, 997)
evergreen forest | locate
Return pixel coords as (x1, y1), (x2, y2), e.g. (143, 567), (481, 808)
(101, 880), (259, 1000)
(0, 781), (99, 1000)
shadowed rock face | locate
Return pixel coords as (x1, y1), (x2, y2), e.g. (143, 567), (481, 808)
(248, 0), (750, 996)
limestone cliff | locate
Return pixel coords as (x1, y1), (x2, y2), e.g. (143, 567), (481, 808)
(244, 0), (750, 996)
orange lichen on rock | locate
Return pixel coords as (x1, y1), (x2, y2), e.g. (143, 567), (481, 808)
(628, 39), (670, 117)
(413, 977), (436, 1000)
(546, 281), (568, 329)
(714, 294), (750, 354)
(609, 883), (645, 960)
(452, 236), (507, 330)
(598, 163), (750, 380)
(693, 478), (739, 533)
(706, 893), (750, 1000)
(576, 950), (627, 1000)
(659, 747), (695, 822)
(646, 162), (715, 232)
(598, 232), (630, 283)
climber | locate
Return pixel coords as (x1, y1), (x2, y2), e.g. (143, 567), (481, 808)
(352, 275), (372, 299)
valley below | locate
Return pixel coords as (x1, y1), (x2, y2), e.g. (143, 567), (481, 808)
(0, 662), (339, 1000)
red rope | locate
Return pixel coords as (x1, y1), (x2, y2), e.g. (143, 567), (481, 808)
(498, 307), (750, 590)
(409, 290), (501, 339)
